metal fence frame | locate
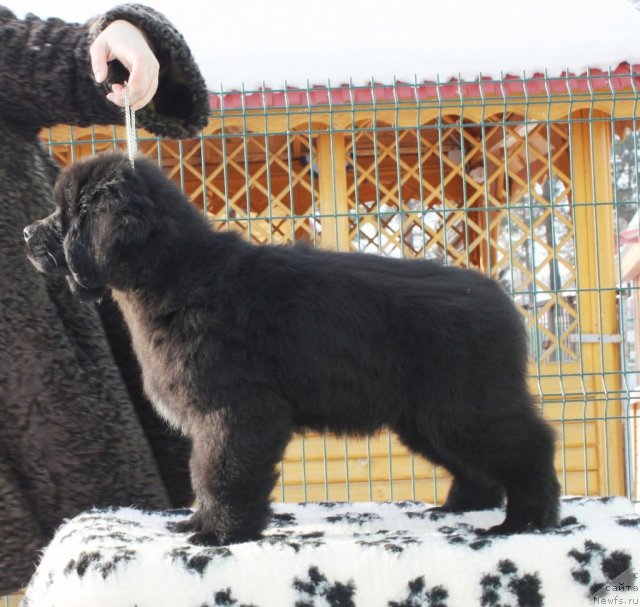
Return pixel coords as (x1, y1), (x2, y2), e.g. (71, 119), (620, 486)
(37, 69), (640, 508)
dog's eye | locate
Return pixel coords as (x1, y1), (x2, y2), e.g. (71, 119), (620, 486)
(75, 193), (93, 217)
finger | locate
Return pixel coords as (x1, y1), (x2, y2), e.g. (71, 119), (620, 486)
(107, 83), (126, 107)
(106, 92), (121, 107)
(109, 78), (154, 111)
(124, 77), (149, 109)
(125, 56), (156, 109)
(132, 71), (158, 111)
(89, 36), (110, 83)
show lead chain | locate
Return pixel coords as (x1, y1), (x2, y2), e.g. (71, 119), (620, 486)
(124, 82), (137, 168)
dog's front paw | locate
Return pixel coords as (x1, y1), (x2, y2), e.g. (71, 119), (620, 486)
(168, 512), (223, 545)
(188, 531), (221, 546)
(428, 505), (460, 514)
(168, 516), (200, 534)
(479, 520), (536, 536)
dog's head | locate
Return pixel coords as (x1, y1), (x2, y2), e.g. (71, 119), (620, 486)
(24, 152), (152, 302)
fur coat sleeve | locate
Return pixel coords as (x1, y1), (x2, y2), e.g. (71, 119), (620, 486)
(0, 3), (210, 136)
(0, 4), (208, 595)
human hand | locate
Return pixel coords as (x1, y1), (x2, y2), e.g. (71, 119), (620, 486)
(90, 20), (160, 111)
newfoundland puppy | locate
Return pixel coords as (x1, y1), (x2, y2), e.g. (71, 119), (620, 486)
(24, 152), (559, 544)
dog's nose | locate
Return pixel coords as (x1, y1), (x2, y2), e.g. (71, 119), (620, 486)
(23, 224), (36, 241)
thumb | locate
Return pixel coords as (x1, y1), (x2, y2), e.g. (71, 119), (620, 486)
(89, 35), (110, 83)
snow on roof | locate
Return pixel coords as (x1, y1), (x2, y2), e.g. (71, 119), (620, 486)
(11, 0), (640, 92)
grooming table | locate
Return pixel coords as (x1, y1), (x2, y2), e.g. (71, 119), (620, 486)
(22, 497), (640, 607)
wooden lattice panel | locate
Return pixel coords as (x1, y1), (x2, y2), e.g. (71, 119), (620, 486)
(194, 129), (319, 245)
(499, 119), (579, 364)
(344, 117), (579, 365)
(346, 123), (468, 261)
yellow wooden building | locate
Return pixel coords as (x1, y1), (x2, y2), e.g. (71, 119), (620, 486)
(43, 64), (640, 505)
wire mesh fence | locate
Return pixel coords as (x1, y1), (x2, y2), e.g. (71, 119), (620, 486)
(36, 69), (640, 508)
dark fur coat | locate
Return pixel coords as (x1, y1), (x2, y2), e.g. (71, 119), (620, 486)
(0, 4), (209, 593)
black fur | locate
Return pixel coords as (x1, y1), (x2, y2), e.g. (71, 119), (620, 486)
(24, 152), (560, 545)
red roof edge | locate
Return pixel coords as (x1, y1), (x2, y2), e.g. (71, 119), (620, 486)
(208, 63), (640, 111)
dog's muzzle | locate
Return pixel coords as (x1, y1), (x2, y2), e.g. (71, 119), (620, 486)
(23, 220), (69, 276)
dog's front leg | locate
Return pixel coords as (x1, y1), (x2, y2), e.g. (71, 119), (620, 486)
(174, 404), (293, 546)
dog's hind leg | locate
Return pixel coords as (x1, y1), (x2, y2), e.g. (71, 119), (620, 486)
(476, 411), (560, 534)
(393, 420), (504, 512)
(436, 473), (505, 513)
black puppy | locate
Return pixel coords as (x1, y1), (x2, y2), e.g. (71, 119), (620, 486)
(24, 152), (559, 544)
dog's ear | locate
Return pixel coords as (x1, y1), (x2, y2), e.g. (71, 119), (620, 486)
(63, 178), (151, 297)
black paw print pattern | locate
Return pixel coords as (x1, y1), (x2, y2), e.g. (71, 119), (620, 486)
(616, 515), (640, 528)
(293, 565), (356, 607)
(168, 546), (232, 575)
(63, 547), (136, 580)
(202, 587), (257, 607)
(568, 540), (633, 597)
(356, 530), (423, 554)
(480, 559), (543, 607)
(271, 512), (298, 528)
(325, 512), (382, 526)
(388, 576), (448, 607)
(437, 523), (494, 551)
(58, 511), (144, 543)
